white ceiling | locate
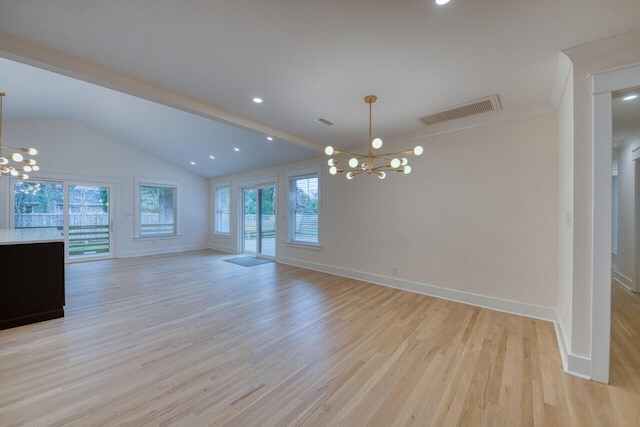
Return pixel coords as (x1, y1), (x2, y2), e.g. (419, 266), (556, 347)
(0, 57), (318, 177)
(1, 0), (640, 178)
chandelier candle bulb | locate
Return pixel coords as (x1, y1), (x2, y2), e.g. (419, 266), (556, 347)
(325, 95), (423, 180)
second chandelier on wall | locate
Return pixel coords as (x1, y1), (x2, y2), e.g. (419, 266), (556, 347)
(325, 95), (423, 180)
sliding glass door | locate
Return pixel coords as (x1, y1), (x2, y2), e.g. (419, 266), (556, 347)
(242, 185), (276, 257)
(67, 183), (112, 260)
(259, 186), (276, 257)
(243, 188), (257, 254)
(12, 179), (114, 262)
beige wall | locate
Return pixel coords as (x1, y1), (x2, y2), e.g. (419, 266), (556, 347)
(212, 112), (559, 316)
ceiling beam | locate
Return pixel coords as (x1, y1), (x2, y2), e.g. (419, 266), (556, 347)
(0, 31), (325, 154)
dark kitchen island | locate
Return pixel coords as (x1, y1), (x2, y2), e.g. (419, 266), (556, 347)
(0, 228), (65, 330)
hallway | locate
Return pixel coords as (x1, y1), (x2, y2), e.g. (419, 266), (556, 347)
(610, 282), (640, 399)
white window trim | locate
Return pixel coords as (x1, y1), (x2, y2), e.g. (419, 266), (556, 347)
(134, 177), (181, 239)
(287, 166), (321, 247)
(213, 183), (231, 235)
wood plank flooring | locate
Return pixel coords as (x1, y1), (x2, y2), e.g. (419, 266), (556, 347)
(0, 250), (638, 426)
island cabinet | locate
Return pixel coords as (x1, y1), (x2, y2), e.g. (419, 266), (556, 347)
(0, 229), (65, 330)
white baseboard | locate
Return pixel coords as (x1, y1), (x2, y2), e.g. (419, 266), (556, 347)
(277, 256), (556, 322)
(553, 322), (591, 380)
(119, 244), (208, 258)
(614, 270), (635, 291)
(567, 353), (591, 380)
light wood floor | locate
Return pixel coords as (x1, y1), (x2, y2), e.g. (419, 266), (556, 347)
(0, 250), (639, 426)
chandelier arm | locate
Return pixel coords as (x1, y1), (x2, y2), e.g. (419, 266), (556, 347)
(370, 155), (394, 161)
(375, 149), (416, 157)
(371, 165), (400, 172)
(0, 145), (31, 152)
(333, 151), (368, 158)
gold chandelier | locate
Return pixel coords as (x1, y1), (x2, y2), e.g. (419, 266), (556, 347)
(325, 95), (423, 180)
(0, 92), (39, 179)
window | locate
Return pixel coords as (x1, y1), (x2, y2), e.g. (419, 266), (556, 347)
(289, 173), (319, 244)
(137, 183), (177, 237)
(215, 186), (230, 234)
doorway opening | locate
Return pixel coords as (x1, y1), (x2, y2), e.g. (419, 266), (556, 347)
(593, 65), (640, 383)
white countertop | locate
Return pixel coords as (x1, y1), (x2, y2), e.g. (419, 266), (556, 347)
(0, 228), (64, 245)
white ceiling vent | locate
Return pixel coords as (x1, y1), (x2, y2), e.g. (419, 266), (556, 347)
(418, 94), (502, 127)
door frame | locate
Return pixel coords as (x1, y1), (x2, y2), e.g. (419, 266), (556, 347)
(592, 62), (640, 383)
(635, 156), (640, 292)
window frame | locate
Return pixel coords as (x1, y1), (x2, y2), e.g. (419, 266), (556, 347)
(214, 185), (231, 235)
(287, 168), (321, 248)
(135, 178), (180, 239)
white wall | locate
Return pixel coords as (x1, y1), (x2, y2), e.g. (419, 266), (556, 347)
(212, 111), (559, 319)
(0, 118), (210, 257)
(615, 134), (640, 291)
(556, 65), (574, 359)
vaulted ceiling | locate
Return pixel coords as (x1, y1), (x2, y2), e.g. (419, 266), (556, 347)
(1, 0), (639, 177)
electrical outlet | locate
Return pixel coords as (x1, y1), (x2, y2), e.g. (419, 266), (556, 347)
(392, 266), (398, 276)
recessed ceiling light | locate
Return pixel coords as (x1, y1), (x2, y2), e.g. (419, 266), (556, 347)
(234, 147), (240, 152)
(267, 136), (273, 141)
(252, 97), (263, 104)
(623, 94), (638, 101)
(435, 0), (450, 5)
(209, 155), (215, 159)
(190, 161), (196, 165)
